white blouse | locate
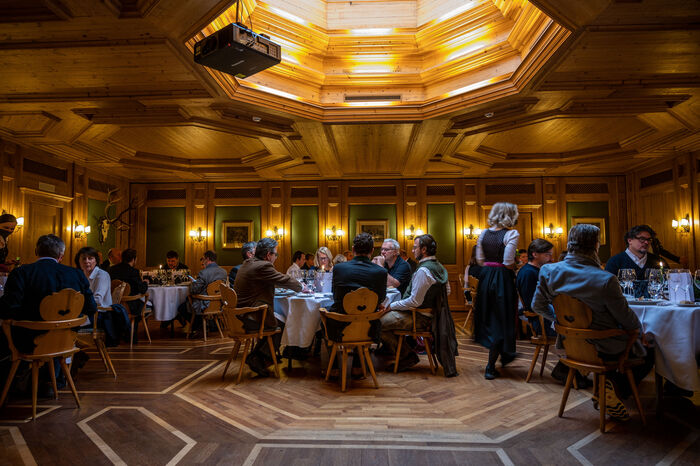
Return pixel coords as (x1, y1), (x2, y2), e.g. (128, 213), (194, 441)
(88, 266), (113, 309)
(476, 228), (520, 266)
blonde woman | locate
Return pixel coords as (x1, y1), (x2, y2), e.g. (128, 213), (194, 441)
(314, 246), (334, 272)
(474, 202), (520, 380)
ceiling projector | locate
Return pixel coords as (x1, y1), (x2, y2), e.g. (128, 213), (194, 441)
(194, 23), (281, 79)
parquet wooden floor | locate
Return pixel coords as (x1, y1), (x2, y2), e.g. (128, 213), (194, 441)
(1, 317), (698, 465)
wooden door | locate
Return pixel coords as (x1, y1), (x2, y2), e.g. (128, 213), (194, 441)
(514, 210), (532, 253)
(28, 202), (63, 240)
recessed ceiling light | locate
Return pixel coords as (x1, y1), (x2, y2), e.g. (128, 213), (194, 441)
(484, 112), (494, 118)
(252, 116), (261, 122)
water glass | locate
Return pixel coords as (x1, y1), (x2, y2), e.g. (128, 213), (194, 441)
(618, 269), (635, 296)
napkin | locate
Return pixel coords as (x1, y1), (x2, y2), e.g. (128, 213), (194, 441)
(667, 272), (693, 304)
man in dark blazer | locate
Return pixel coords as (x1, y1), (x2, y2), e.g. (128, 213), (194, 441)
(234, 237), (302, 376)
(328, 232), (388, 342)
(0, 234), (96, 355)
(99, 248), (121, 273)
(108, 248), (148, 342)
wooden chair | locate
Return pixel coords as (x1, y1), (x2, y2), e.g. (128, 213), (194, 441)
(553, 294), (646, 433)
(76, 281), (127, 378)
(112, 280), (151, 349)
(187, 279), (225, 341)
(320, 288), (387, 392)
(392, 308), (438, 374)
(0, 289), (87, 420)
(461, 275), (478, 332)
(522, 308), (557, 383)
(219, 284), (281, 383)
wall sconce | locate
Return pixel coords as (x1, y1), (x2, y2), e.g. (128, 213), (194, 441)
(73, 221), (91, 239)
(16, 217), (24, 230)
(463, 224), (482, 240)
(265, 226), (285, 240)
(544, 223), (564, 238)
(189, 227), (208, 243)
(672, 214), (691, 234)
(325, 225), (345, 241)
(404, 224), (424, 240)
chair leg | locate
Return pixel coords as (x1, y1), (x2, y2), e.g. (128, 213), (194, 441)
(357, 346), (367, 378)
(540, 344), (550, 377)
(423, 338), (436, 375)
(223, 341), (241, 380)
(626, 369), (646, 425)
(267, 337), (281, 379)
(341, 346), (348, 392)
(598, 374), (607, 433)
(101, 340), (117, 378)
(60, 358), (80, 408)
(558, 367), (575, 418)
(525, 345), (541, 383)
(94, 339), (110, 373)
(236, 339), (251, 384)
(364, 346), (379, 388)
(0, 360), (21, 407)
(130, 319), (135, 349)
(31, 360), (40, 420)
(325, 344), (337, 382)
(462, 308), (472, 330)
(143, 314), (152, 344)
(48, 360), (59, 400)
(202, 316), (208, 342)
(215, 316), (224, 339)
(393, 336), (404, 373)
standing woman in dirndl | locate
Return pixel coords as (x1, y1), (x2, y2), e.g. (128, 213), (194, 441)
(474, 202), (520, 379)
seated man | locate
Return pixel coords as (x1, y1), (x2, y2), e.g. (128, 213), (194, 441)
(532, 224), (654, 420)
(228, 241), (255, 284)
(286, 250), (304, 275)
(300, 253), (315, 271)
(372, 238), (412, 295)
(176, 250), (227, 331)
(100, 248), (121, 273)
(381, 234), (458, 377)
(605, 225), (664, 280)
(516, 238), (554, 337)
(108, 248), (148, 342)
(234, 238), (302, 376)
(165, 250), (188, 270)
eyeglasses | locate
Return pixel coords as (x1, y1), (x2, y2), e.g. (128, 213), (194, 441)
(380, 247), (396, 252)
(634, 236), (652, 243)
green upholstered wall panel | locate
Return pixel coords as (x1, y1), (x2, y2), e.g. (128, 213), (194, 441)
(348, 204), (397, 255)
(566, 201), (611, 262)
(214, 206), (261, 266)
(146, 207), (185, 267)
(427, 203), (456, 264)
(87, 198), (115, 257)
(291, 205), (318, 257)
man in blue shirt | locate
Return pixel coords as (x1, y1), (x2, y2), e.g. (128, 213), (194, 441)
(372, 238), (412, 295)
(516, 238), (554, 336)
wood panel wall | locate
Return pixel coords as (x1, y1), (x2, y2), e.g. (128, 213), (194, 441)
(0, 139), (130, 267)
(626, 150), (699, 271)
(132, 176), (628, 310)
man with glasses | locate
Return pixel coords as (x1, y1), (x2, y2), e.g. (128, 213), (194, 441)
(176, 250), (227, 333)
(605, 225), (666, 278)
(372, 238), (412, 295)
(234, 237), (302, 376)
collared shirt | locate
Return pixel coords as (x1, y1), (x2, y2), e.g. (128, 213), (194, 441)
(286, 262), (301, 276)
(88, 266), (112, 309)
(384, 255), (412, 295)
(37, 257), (59, 263)
(391, 256), (450, 313)
(625, 248), (647, 269)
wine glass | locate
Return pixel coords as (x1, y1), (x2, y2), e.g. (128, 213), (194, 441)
(646, 269), (663, 300)
(305, 269), (316, 293)
(618, 269), (635, 296)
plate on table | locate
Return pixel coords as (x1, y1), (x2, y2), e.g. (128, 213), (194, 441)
(676, 302), (700, 308)
(275, 288), (295, 296)
(628, 300), (661, 306)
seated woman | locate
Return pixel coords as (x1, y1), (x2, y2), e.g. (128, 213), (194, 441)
(315, 246), (334, 272)
(76, 246), (128, 345)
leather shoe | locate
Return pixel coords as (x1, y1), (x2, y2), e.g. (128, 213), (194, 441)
(484, 365), (500, 380)
(245, 354), (270, 377)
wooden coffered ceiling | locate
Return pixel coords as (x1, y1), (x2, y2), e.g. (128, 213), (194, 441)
(0, 0), (699, 181)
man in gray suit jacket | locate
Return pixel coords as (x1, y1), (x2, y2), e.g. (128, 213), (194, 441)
(532, 224), (653, 420)
(176, 250), (227, 329)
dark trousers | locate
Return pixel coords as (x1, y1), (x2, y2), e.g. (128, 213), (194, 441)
(242, 316), (284, 365)
(603, 347), (655, 399)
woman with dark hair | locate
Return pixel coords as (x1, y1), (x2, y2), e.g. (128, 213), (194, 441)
(75, 246), (112, 309)
(0, 213), (19, 273)
(474, 202), (520, 380)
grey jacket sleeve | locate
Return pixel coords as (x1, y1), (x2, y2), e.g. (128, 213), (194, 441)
(603, 275), (641, 331)
(532, 269), (557, 322)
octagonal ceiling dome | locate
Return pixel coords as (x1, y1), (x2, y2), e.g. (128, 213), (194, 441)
(189, 0), (569, 122)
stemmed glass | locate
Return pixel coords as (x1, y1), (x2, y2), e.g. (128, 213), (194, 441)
(618, 269), (636, 296)
(305, 269), (316, 293)
(645, 269), (663, 300)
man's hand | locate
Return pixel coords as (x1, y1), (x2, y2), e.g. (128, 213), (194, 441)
(372, 255), (385, 267)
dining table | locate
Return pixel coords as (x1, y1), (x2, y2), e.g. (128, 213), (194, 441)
(147, 284), (190, 321)
(274, 288), (402, 350)
(629, 300), (700, 392)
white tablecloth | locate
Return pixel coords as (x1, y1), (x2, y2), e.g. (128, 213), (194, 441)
(274, 288), (402, 349)
(148, 285), (190, 321)
(630, 302), (700, 391)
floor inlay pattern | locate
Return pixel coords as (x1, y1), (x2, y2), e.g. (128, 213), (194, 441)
(1, 320), (698, 465)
